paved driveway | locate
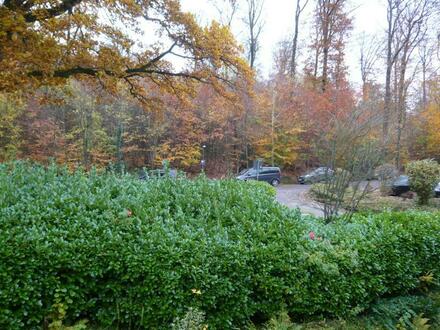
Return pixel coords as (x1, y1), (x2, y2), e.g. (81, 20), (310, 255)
(276, 181), (380, 217)
(276, 184), (324, 217)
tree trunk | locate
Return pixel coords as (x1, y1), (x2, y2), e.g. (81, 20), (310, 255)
(383, 0), (394, 153)
(291, 0), (308, 78)
(321, 30), (329, 92)
(271, 88), (276, 166)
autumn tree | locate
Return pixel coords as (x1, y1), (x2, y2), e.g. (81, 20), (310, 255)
(3, 0), (439, 178)
(388, 0), (434, 168)
(418, 78), (440, 160)
(0, 0), (251, 99)
(253, 78), (303, 168)
(155, 99), (205, 169)
(120, 99), (166, 169)
(423, 103), (440, 160)
(15, 81), (120, 168)
(383, 0), (406, 146)
(308, 0), (352, 92)
(19, 95), (66, 164)
(57, 81), (113, 168)
(0, 94), (23, 161)
(194, 84), (248, 174)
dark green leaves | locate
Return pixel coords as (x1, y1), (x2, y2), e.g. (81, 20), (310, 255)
(0, 162), (439, 328)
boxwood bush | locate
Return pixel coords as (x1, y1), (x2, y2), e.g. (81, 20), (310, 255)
(406, 159), (440, 205)
(0, 162), (439, 329)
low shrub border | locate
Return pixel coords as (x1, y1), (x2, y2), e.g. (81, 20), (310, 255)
(0, 162), (439, 329)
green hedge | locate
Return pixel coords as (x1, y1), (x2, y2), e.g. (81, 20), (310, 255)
(0, 162), (439, 329)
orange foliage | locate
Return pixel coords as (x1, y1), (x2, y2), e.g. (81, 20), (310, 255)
(0, 0), (251, 99)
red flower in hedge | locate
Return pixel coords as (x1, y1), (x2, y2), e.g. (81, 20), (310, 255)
(309, 231), (316, 240)
(127, 209), (133, 217)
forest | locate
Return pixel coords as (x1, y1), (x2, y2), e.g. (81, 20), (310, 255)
(2, 1), (440, 329)
(0, 0), (439, 175)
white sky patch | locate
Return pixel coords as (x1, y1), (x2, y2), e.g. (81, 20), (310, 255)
(181, 0), (387, 86)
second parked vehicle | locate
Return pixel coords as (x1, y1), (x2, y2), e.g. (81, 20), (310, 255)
(391, 175), (440, 198)
(236, 167), (281, 186)
(298, 167), (334, 184)
(390, 175), (410, 196)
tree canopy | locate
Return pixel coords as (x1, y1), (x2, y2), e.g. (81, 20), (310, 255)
(1, 0), (439, 172)
(0, 0), (251, 98)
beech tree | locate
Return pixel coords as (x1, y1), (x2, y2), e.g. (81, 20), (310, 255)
(0, 0), (251, 98)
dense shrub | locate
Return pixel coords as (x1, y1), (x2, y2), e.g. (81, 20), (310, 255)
(0, 162), (439, 329)
(406, 159), (440, 205)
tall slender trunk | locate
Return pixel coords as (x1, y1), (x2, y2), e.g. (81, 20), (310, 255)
(271, 88), (276, 166)
(291, 22), (299, 78)
(291, 0), (307, 78)
(321, 6), (330, 92)
(82, 110), (92, 169)
(321, 45), (329, 92)
(115, 122), (124, 172)
(249, 33), (256, 69)
(383, 66), (392, 147)
(313, 46), (319, 78)
(383, 1), (394, 153)
(395, 46), (409, 170)
(422, 60), (427, 110)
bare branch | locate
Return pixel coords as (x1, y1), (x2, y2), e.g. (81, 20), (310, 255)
(243, 0), (265, 69)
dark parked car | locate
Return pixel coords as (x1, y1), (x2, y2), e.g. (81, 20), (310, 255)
(391, 175), (440, 197)
(391, 175), (410, 196)
(236, 166), (281, 186)
(298, 167), (334, 184)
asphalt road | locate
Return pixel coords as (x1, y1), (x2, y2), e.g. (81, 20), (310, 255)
(276, 184), (324, 217)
